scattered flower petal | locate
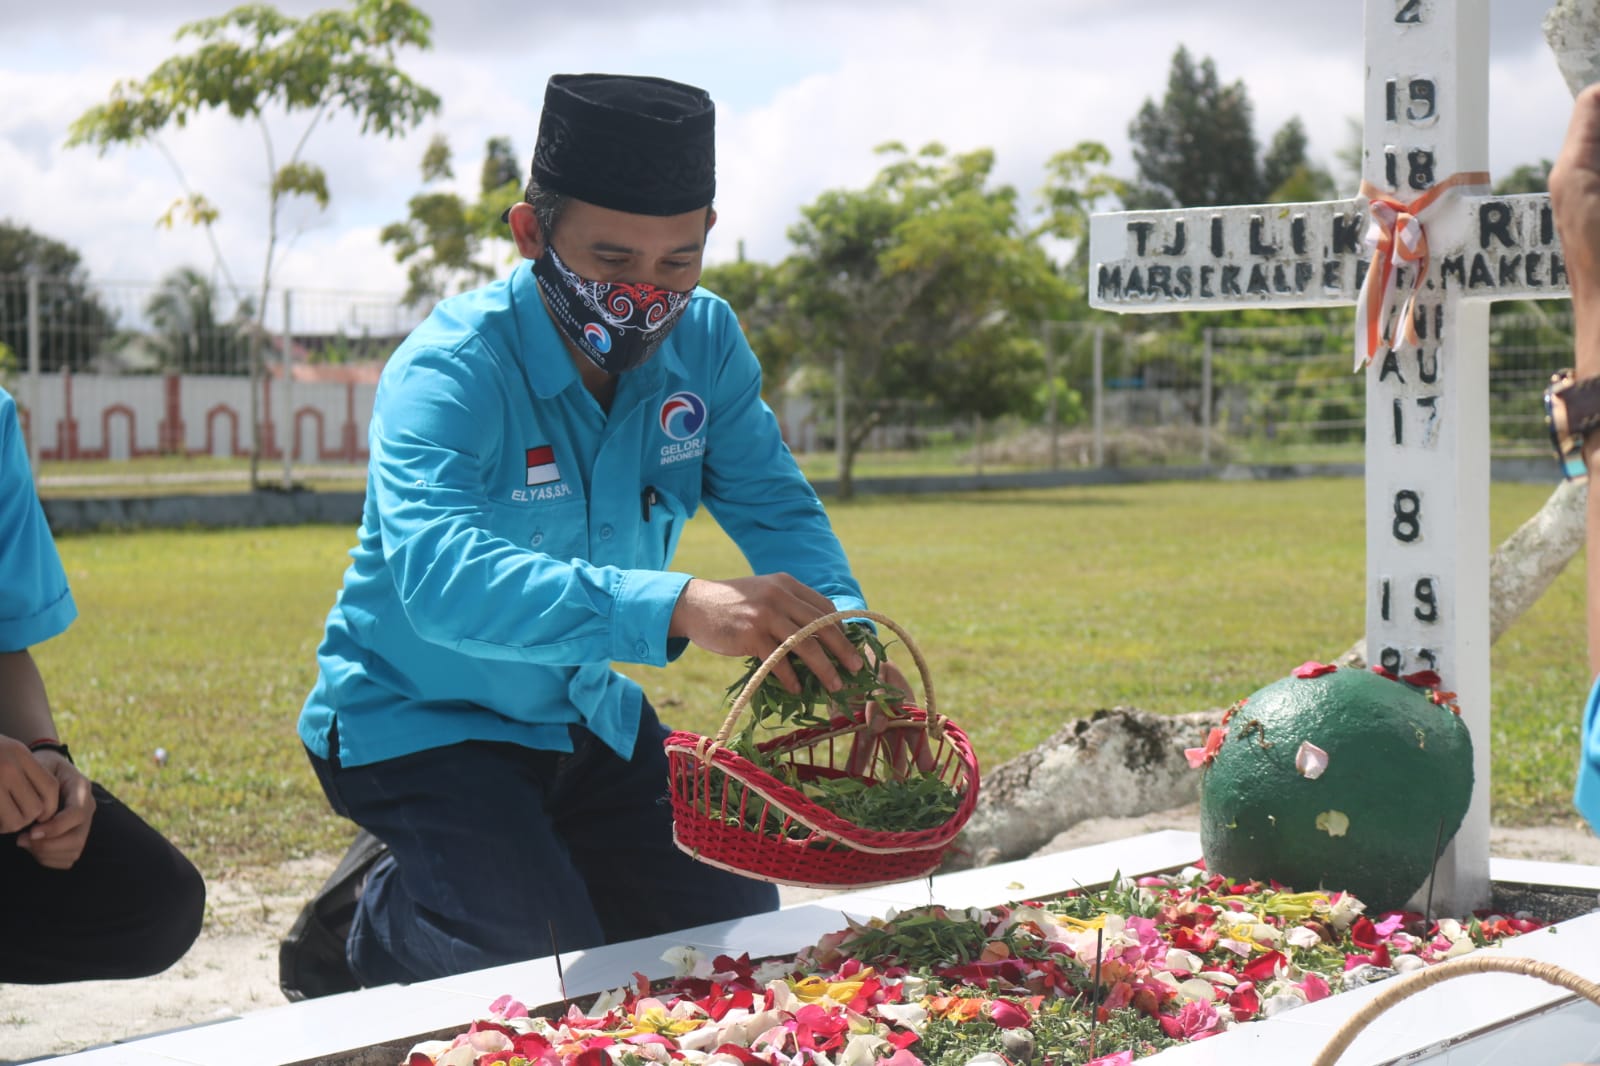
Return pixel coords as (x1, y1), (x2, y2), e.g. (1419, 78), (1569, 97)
(1315, 809), (1350, 837)
(1295, 741), (1330, 779)
(1185, 726), (1229, 770)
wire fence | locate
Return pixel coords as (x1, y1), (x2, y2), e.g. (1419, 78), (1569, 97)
(0, 272), (1573, 489)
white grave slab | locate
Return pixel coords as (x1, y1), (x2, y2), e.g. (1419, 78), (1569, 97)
(27, 832), (1600, 1066)
(32, 835), (1209, 1066)
(1089, 0), (1572, 915)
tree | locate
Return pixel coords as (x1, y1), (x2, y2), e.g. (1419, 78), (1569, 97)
(784, 143), (1069, 497)
(1495, 161), (1551, 195)
(1034, 140), (1128, 293)
(1261, 117), (1309, 196)
(380, 135), (521, 308)
(700, 257), (809, 439)
(67, 0), (440, 485)
(0, 221), (117, 374)
(1128, 47), (1264, 208)
(144, 267), (253, 375)
(1333, 115), (1365, 195)
(480, 137), (522, 197)
(1261, 117), (1337, 202)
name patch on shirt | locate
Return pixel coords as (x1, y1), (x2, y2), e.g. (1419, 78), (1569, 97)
(512, 483), (574, 502)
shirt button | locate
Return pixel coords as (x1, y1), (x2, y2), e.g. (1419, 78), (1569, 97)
(634, 640), (649, 658)
(599, 525), (614, 541)
(530, 532), (544, 547)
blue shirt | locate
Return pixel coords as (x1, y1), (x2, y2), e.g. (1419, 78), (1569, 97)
(298, 264), (866, 768)
(0, 386), (77, 652)
(1577, 673), (1600, 835)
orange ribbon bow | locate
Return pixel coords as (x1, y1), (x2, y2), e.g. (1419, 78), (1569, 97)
(1353, 172), (1488, 371)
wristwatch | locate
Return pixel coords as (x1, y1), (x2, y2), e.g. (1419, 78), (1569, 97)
(1545, 369), (1600, 480)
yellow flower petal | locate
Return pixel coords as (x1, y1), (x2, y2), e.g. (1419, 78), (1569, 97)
(1315, 810), (1350, 837)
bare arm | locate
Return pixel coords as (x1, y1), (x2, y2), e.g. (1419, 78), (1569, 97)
(0, 650), (62, 832)
(0, 649), (94, 867)
(1551, 84), (1600, 680)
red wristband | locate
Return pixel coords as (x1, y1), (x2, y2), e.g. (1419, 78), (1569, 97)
(27, 739), (73, 764)
(27, 737), (60, 750)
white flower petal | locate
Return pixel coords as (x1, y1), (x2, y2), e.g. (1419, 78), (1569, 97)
(661, 945), (712, 978)
(1262, 993), (1308, 1018)
(1286, 925), (1324, 950)
(1164, 947), (1202, 973)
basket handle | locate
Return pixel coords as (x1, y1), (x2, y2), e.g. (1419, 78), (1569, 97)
(1311, 954), (1600, 1066)
(711, 609), (938, 746)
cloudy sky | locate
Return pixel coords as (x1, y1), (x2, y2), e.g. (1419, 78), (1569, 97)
(0, 0), (1576, 314)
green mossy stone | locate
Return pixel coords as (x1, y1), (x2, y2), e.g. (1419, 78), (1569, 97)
(1199, 666), (1473, 912)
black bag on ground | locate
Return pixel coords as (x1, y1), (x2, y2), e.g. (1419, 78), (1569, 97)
(278, 828), (388, 1002)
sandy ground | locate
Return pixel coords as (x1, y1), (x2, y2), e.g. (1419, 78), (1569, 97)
(5, 808), (1600, 1065)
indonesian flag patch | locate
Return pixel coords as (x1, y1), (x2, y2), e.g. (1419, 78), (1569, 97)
(525, 445), (560, 486)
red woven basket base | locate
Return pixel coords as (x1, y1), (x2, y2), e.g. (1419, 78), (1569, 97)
(664, 705), (979, 888)
(669, 800), (947, 889)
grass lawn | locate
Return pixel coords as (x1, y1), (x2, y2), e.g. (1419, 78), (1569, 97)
(31, 477), (1590, 883)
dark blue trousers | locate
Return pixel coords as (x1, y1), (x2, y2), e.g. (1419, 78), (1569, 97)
(308, 700), (778, 986)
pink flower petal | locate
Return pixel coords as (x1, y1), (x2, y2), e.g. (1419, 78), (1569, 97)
(488, 993), (529, 1019)
(1295, 741), (1330, 780)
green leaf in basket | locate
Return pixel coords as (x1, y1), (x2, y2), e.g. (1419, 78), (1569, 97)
(707, 620), (963, 841)
(724, 622), (908, 757)
(799, 772), (961, 833)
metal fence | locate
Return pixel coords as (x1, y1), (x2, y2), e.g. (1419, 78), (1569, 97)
(1020, 309), (1569, 472)
(0, 270), (1574, 486)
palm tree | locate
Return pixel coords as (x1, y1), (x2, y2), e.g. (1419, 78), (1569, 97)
(144, 267), (252, 374)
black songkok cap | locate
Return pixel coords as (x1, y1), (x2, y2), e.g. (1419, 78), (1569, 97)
(532, 73), (716, 216)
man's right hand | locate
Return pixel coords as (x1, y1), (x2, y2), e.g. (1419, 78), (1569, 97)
(0, 736), (60, 833)
(669, 575), (863, 694)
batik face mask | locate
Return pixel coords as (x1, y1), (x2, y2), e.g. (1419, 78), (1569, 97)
(531, 244), (694, 375)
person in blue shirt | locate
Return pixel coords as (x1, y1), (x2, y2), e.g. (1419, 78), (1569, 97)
(288, 73), (904, 992)
(0, 385), (205, 983)
(1555, 84), (1600, 835)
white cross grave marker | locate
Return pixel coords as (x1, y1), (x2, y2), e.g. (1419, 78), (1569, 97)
(1088, 0), (1570, 914)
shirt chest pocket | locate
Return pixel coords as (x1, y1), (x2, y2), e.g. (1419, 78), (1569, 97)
(638, 485), (690, 569)
(489, 498), (589, 561)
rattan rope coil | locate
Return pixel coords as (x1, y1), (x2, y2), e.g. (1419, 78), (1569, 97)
(1311, 954), (1600, 1066)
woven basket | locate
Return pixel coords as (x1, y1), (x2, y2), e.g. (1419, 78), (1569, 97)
(664, 610), (980, 889)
